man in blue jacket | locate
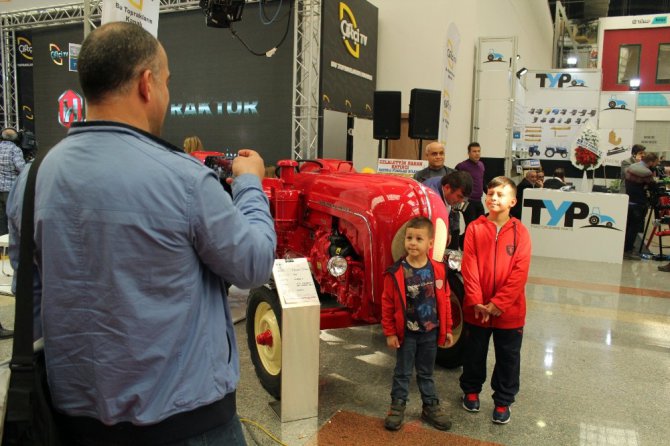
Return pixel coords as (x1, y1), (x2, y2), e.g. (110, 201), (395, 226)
(8, 22), (276, 445)
(423, 171), (472, 249)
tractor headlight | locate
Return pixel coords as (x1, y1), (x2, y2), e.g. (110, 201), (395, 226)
(327, 256), (348, 277)
(446, 250), (463, 271)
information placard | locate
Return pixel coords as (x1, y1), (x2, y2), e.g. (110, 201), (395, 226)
(272, 258), (320, 306)
(376, 158), (427, 176)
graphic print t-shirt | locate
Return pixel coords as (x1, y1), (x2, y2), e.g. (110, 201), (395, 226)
(402, 259), (438, 333)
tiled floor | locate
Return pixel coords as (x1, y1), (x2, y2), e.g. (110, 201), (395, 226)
(0, 252), (668, 445)
(234, 253), (670, 446)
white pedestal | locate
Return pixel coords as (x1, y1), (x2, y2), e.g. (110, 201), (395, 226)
(522, 189), (628, 263)
(271, 258), (320, 423)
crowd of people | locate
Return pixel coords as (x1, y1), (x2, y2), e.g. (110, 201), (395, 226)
(406, 142), (531, 429)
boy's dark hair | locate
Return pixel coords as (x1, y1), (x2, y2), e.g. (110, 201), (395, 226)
(467, 142), (480, 152)
(488, 176), (517, 195)
(406, 216), (434, 238)
(631, 144), (646, 156)
(642, 152), (658, 164)
(78, 22), (160, 104)
(441, 171), (473, 197)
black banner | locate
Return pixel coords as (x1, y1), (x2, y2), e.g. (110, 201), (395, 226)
(321, 0), (378, 118)
(30, 5), (294, 165)
(16, 32), (35, 134)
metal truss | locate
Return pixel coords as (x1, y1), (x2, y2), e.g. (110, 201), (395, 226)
(0, 29), (17, 128)
(291, 0), (320, 160)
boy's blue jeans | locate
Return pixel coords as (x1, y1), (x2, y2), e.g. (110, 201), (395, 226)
(390, 329), (439, 405)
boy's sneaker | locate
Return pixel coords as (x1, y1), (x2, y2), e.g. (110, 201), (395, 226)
(462, 393), (480, 412)
(492, 405), (511, 424)
(384, 399), (406, 431)
(421, 401), (452, 431)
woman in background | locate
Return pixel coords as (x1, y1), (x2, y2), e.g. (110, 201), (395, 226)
(183, 135), (204, 154)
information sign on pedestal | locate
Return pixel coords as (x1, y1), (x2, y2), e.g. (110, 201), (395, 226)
(271, 258), (320, 423)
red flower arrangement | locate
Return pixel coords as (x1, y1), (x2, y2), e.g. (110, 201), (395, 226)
(571, 124), (602, 171)
(574, 146), (599, 169)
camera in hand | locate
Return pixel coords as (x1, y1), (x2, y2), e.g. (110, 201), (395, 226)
(204, 154), (235, 179)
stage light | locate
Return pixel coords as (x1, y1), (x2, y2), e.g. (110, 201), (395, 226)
(567, 56), (577, 66)
(516, 67), (528, 79)
(629, 78), (640, 91)
(200, 0), (245, 28)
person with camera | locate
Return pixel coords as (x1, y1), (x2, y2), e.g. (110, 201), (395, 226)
(623, 152), (660, 260)
(0, 128), (26, 236)
(0, 128), (26, 338)
(619, 144), (646, 193)
(8, 22), (276, 445)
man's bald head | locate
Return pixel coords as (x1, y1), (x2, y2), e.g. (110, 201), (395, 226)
(424, 142), (446, 169)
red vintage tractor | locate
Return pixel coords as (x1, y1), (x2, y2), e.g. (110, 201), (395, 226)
(191, 153), (466, 399)
(245, 158), (466, 399)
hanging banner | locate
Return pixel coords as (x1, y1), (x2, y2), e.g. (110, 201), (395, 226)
(516, 69), (601, 163)
(102, 0), (160, 37)
(438, 22), (460, 147)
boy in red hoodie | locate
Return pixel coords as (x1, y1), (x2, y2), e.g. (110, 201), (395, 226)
(459, 176), (531, 424)
(382, 217), (453, 431)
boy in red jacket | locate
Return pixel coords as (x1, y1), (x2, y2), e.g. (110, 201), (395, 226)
(459, 176), (531, 424)
(381, 217), (453, 431)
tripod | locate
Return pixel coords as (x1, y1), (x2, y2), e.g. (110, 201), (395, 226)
(640, 187), (670, 260)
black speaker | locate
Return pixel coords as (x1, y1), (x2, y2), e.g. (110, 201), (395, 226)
(373, 91), (401, 140)
(408, 88), (440, 140)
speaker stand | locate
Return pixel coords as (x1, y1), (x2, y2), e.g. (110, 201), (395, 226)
(417, 139), (423, 160)
(377, 139), (389, 159)
(346, 114), (354, 162)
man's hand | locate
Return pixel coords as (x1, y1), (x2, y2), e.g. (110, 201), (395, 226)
(440, 333), (454, 348)
(229, 149), (265, 182)
(386, 335), (400, 349)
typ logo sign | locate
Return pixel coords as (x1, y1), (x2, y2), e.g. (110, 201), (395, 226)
(523, 199), (620, 230)
(58, 90), (84, 128)
(535, 72), (588, 88)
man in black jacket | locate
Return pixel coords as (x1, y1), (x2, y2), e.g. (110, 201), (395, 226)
(510, 170), (537, 220)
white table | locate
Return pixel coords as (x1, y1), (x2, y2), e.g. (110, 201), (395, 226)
(521, 189), (628, 264)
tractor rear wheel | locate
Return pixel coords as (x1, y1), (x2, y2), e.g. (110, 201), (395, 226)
(436, 273), (465, 369)
(246, 286), (282, 399)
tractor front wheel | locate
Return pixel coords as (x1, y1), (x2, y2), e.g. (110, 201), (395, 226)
(246, 286), (283, 399)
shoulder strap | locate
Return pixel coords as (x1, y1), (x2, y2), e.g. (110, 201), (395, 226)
(9, 154), (45, 369)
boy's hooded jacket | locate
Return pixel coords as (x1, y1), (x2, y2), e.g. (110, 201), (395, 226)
(461, 216), (531, 329)
(381, 258), (452, 346)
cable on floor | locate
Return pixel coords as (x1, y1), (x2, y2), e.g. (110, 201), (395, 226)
(240, 417), (288, 446)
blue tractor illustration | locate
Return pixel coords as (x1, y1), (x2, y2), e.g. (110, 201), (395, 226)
(608, 96), (627, 109)
(545, 146), (568, 158)
(589, 207), (615, 227)
(528, 145), (540, 156)
(487, 49), (504, 61)
(571, 78), (586, 86)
